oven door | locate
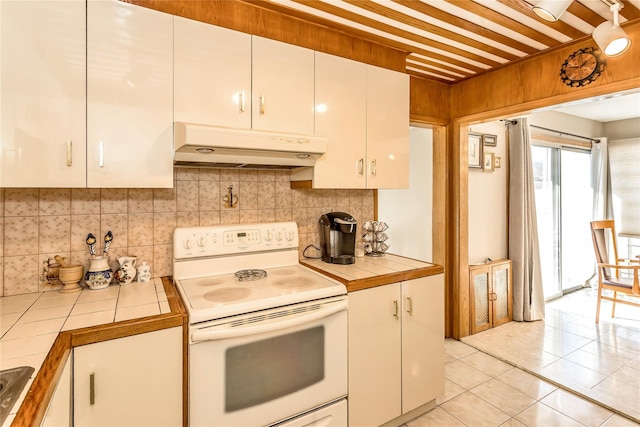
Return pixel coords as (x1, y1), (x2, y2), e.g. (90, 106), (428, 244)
(189, 296), (348, 427)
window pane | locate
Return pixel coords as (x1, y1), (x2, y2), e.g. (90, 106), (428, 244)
(560, 149), (594, 290)
(532, 146), (561, 299)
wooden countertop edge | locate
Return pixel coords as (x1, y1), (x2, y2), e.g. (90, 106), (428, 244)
(12, 278), (187, 427)
(300, 261), (444, 292)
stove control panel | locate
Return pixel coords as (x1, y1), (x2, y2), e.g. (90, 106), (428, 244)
(173, 222), (299, 259)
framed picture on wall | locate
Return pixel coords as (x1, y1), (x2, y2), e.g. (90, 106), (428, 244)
(469, 133), (483, 168)
(483, 134), (497, 146)
(483, 152), (495, 172)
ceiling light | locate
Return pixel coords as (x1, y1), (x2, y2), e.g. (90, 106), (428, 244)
(592, 1), (631, 57)
(532, 0), (572, 22)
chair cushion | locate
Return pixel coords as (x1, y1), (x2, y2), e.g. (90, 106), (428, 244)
(602, 277), (634, 290)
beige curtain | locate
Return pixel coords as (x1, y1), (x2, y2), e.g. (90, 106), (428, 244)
(508, 118), (545, 321)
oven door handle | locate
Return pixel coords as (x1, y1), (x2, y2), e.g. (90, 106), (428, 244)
(191, 299), (347, 343)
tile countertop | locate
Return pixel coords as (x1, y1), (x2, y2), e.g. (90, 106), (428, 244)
(0, 278), (186, 427)
(300, 253), (444, 292)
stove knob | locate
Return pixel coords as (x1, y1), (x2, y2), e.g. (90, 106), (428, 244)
(276, 231), (283, 241)
(265, 231), (273, 241)
(198, 236), (206, 247)
(183, 239), (192, 250)
(286, 231), (294, 241)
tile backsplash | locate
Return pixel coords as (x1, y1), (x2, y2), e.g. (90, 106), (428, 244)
(0, 168), (374, 296)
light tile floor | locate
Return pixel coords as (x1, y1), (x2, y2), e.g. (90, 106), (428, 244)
(403, 338), (639, 427)
(458, 287), (640, 425)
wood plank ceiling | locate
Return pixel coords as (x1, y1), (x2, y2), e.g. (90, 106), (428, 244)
(243, 0), (640, 83)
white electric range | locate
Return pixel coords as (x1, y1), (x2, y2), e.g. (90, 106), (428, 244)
(173, 222), (348, 427)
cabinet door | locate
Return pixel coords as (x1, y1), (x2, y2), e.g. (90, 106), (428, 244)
(87, 0), (173, 188)
(74, 327), (182, 427)
(401, 275), (444, 413)
(311, 53), (367, 189)
(0, 0), (86, 187)
(492, 261), (512, 327)
(348, 283), (401, 427)
(470, 266), (492, 334)
(174, 16), (251, 129)
(41, 355), (71, 427)
(366, 65), (409, 189)
(251, 37), (314, 135)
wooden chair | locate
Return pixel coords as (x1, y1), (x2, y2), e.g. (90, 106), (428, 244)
(590, 220), (640, 323)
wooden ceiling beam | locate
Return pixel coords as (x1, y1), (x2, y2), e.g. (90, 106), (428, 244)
(447, 0), (563, 47)
(344, 0), (521, 61)
(571, 1), (608, 27)
(407, 54), (475, 78)
(393, 0), (540, 55)
(293, 0), (502, 68)
(620, 2), (640, 21)
(501, 0), (587, 39)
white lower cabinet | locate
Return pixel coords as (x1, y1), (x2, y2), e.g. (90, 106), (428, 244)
(348, 275), (444, 426)
(73, 327), (182, 427)
(41, 354), (72, 427)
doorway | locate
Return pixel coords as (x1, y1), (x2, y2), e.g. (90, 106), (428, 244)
(531, 145), (594, 300)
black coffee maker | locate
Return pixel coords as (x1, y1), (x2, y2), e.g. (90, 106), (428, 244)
(319, 212), (357, 265)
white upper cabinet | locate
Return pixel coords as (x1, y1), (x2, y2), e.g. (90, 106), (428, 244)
(292, 57), (409, 189)
(251, 37), (315, 135)
(366, 65), (410, 189)
(174, 17), (251, 129)
(311, 53), (367, 189)
(87, 0), (173, 188)
(0, 0), (86, 187)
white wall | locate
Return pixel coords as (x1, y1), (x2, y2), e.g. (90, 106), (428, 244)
(378, 127), (433, 262)
(529, 110), (604, 138)
(604, 117), (640, 141)
(468, 121), (508, 264)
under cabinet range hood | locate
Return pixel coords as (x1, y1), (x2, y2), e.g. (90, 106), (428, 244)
(174, 123), (327, 170)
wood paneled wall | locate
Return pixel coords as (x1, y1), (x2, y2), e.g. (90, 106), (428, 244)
(410, 77), (451, 126)
(451, 21), (640, 122)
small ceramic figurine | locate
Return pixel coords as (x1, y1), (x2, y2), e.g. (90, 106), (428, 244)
(115, 256), (137, 285)
(137, 262), (152, 283)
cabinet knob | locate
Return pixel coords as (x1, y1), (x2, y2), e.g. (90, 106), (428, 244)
(393, 300), (399, 318)
(370, 159), (377, 176)
(259, 94), (265, 115)
(406, 296), (413, 315)
(239, 91), (245, 113)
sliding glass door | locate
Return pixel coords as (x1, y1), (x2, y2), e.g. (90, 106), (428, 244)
(532, 145), (593, 300)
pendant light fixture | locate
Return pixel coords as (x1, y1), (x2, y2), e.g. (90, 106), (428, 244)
(592, 0), (631, 57)
(532, 0), (573, 22)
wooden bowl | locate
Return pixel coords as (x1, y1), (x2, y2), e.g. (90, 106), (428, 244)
(58, 265), (84, 293)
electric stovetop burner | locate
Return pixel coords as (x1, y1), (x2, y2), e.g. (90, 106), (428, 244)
(234, 269), (268, 282)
